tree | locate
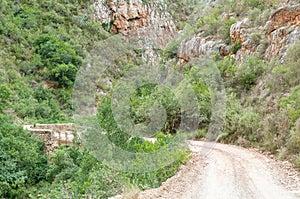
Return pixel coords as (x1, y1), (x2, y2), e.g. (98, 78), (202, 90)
(0, 84), (11, 112)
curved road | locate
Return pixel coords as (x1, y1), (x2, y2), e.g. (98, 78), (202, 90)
(138, 141), (300, 199)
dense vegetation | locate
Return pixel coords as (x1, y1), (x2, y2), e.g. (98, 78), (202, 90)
(1, 0), (300, 198)
(0, 0), (189, 198)
(0, 0), (107, 124)
(166, 0), (300, 168)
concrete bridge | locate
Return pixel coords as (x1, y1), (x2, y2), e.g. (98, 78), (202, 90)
(24, 123), (157, 154)
(24, 123), (75, 154)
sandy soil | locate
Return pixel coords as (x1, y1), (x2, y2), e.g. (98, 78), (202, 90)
(138, 141), (300, 199)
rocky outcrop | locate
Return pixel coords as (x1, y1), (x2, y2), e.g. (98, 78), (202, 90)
(95, 0), (149, 34)
(178, 33), (230, 61)
(229, 4), (300, 62)
(178, 3), (300, 63)
(264, 4), (300, 62)
(265, 4), (300, 33)
(229, 18), (265, 61)
(93, 0), (177, 63)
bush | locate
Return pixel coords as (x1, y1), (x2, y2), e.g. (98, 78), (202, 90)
(286, 40), (300, 63)
(279, 85), (300, 123)
(287, 124), (300, 155)
(34, 146), (124, 199)
(216, 55), (237, 78)
(163, 39), (181, 59)
(0, 84), (11, 112)
(237, 107), (260, 142)
(258, 111), (290, 153)
(51, 63), (78, 87)
(242, 0), (267, 10)
(217, 92), (242, 143)
(219, 18), (236, 44)
(33, 34), (82, 87)
(236, 57), (266, 89)
(0, 115), (47, 198)
(231, 40), (242, 54)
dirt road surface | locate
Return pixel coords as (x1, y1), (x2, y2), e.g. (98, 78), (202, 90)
(138, 141), (300, 199)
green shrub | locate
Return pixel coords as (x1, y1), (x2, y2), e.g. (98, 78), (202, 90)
(256, 109), (290, 153)
(231, 40), (242, 54)
(34, 146), (124, 199)
(218, 92), (242, 143)
(0, 84), (11, 112)
(163, 39), (181, 59)
(242, 0), (267, 10)
(268, 41), (300, 91)
(279, 85), (300, 123)
(219, 18), (236, 44)
(238, 107), (260, 142)
(287, 126), (300, 155)
(247, 8), (271, 26)
(216, 55), (237, 78)
(286, 40), (300, 63)
(195, 129), (207, 139)
(236, 57), (266, 89)
(33, 34), (82, 87)
(0, 115), (47, 198)
(196, 6), (222, 34)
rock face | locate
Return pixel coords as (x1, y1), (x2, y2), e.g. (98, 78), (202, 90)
(178, 3), (300, 63)
(93, 0), (177, 63)
(178, 34), (230, 61)
(229, 18), (263, 61)
(229, 4), (300, 62)
(264, 4), (300, 62)
(265, 4), (300, 33)
(96, 0), (148, 34)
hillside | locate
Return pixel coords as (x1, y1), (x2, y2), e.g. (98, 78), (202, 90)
(0, 0), (300, 198)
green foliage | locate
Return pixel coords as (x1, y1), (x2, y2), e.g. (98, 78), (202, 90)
(236, 57), (266, 89)
(96, 92), (189, 191)
(231, 40), (242, 54)
(219, 18), (236, 44)
(33, 34), (82, 87)
(267, 40), (300, 92)
(287, 124), (300, 155)
(216, 55), (237, 78)
(0, 0), (108, 123)
(279, 85), (300, 124)
(247, 8), (271, 26)
(164, 0), (206, 30)
(242, 0), (267, 10)
(130, 84), (181, 134)
(0, 84), (11, 112)
(286, 40), (300, 63)
(0, 115), (47, 198)
(195, 129), (207, 139)
(217, 92), (241, 142)
(32, 146), (124, 199)
(196, 6), (223, 36)
(185, 67), (212, 126)
(237, 107), (260, 142)
(163, 39), (181, 59)
(32, 137), (188, 198)
(3, 0), (300, 197)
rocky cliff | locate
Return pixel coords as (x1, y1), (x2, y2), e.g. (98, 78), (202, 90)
(178, 2), (300, 63)
(93, 0), (177, 63)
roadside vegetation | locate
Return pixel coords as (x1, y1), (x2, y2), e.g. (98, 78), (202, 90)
(0, 0), (300, 198)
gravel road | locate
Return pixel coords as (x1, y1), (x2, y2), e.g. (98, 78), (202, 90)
(138, 141), (300, 199)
